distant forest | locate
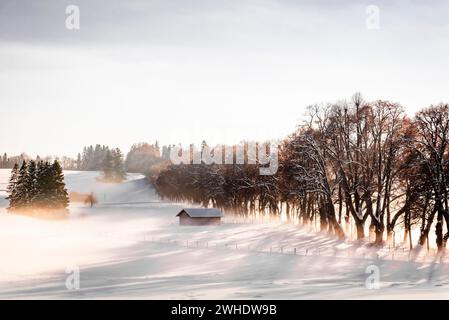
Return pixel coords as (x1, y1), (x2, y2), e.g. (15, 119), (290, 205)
(152, 94), (449, 252)
(0, 141), (172, 175)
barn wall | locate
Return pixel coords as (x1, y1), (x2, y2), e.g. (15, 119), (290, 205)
(179, 215), (221, 226)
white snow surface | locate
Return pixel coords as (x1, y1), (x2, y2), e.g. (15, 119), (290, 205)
(0, 169), (449, 299)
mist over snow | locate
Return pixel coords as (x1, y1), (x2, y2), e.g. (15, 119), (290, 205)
(1, 169), (449, 299)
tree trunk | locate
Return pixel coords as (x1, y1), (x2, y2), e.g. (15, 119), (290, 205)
(436, 214), (444, 252)
(435, 195), (445, 252)
(338, 185), (343, 224)
(418, 196), (431, 246)
(326, 199), (345, 239)
(374, 224), (384, 245)
(355, 221), (365, 240)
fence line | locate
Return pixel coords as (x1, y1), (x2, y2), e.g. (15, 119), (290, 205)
(141, 234), (448, 264)
(2, 233), (446, 283)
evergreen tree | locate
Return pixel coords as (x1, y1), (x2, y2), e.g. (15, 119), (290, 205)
(112, 148), (126, 182)
(76, 153), (82, 170)
(93, 144), (103, 169)
(33, 161), (52, 208)
(102, 150), (114, 181)
(81, 146), (88, 170)
(84, 145), (94, 170)
(49, 160), (69, 209)
(14, 161), (28, 209)
(25, 160), (37, 205)
(6, 163), (19, 209)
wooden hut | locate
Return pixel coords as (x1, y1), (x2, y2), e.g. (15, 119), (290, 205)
(176, 208), (224, 226)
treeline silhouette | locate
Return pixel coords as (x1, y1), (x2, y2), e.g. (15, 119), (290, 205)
(77, 145), (120, 171)
(0, 142), (172, 174)
(153, 94), (449, 251)
(0, 153), (56, 169)
(73, 142), (169, 174)
(76, 142), (171, 182)
(77, 143), (171, 173)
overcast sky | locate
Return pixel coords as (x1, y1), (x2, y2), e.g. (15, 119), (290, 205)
(1, 0), (449, 157)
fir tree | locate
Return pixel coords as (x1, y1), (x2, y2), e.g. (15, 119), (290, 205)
(112, 148), (126, 182)
(102, 150), (114, 181)
(76, 153), (82, 170)
(50, 160), (69, 209)
(14, 161), (28, 209)
(33, 161), (52, 208)
(25, 160), (37, 205)
(6, 163), (19, 209)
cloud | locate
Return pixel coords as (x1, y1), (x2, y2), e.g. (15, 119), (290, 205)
(0, 0), (449, 156)
(1, 0), (446, 47)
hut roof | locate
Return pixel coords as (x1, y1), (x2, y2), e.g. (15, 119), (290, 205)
(176, 208), (224, 218)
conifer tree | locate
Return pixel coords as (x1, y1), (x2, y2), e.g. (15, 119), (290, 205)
(6, 163), (19, 209)
(112, 148), (126, 182)
(76, 153), (82, 170)
(25, 160), (37, 205)
(102, 150), (114, 181)
(14, 161), (28, 209)
(34, 161), (52, 208)
(50, 160), (69, 209)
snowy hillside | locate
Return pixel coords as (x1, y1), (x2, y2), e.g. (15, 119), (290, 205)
(0, 169), (448, 299)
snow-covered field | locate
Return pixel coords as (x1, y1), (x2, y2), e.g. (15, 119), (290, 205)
(0, 169), (449, 299)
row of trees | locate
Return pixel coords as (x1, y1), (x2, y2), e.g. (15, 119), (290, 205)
(79, 143), (169, 173)
(0, 153), (22, 168)
(0, 153), (57, 169)
(1, 142), (171, 174)
(77, 145), (115, 171)
(70, 144), (127, 182)
(153, 94), (449, 251)
(6, 160), (69, 212)
(73, 143), (170, 175)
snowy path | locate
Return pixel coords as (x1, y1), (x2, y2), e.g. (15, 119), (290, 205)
(0, 169), (449, 299)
